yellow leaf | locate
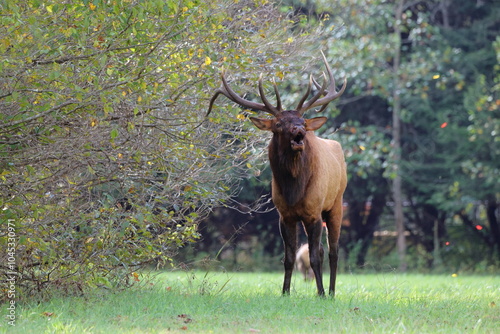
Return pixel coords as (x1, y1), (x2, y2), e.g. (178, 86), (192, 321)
(205, 56), (212, 66)
(46, 5), (53, 13)
(359, 145), (366, 151)
(432, 74), (440, 79)
(236, 114), (246, 120)
(137, 95), (142, 102)
(246, 163), (252, 169)
(89, 3), (96, 10)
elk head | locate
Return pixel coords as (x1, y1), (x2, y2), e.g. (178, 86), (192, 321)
(207, 51), (347, 152)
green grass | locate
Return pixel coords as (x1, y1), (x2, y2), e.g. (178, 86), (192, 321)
(1, 271), (499, 333)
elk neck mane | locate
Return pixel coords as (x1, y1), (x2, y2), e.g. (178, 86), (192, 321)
(268, 132), (317, 207)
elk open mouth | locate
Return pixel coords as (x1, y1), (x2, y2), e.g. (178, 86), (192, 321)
(291, 132), (305, 151)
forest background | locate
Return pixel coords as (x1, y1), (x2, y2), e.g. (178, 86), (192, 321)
(0, 0), (498, 300)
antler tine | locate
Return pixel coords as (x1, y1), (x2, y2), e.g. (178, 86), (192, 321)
(258, 74), (280, 115)
(296, 51), (347, 114)
(311, 76), (322, 91)
(311, 76), (329, 114)
(312, 76), (347, 114)
(220, 70), (271, 112)
(297, 72), (328, 114)
(207, 68), (281, 117)
(296, 75), (313, 112)
(207, 89), (224, 117)
(272, 78), (282, 112)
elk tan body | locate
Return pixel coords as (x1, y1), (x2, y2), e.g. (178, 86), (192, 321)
(270, 134), (346, 222)
(208, 52), (347, 296)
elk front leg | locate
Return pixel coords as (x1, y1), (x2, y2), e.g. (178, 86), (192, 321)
(305, 219), (325, 296)
(279, 218), (297, 295)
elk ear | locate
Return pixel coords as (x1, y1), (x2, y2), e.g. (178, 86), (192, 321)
(250, 117), (274, 131)
(305, 117), (327, 131)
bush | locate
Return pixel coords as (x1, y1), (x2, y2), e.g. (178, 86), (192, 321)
(0, 0), (314, 300)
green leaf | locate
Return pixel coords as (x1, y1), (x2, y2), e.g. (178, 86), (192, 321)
(110, 128), (119, 139)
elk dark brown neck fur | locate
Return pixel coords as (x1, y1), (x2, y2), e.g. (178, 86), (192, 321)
(207, 51), (347, 297)
(269, 132), (315, 207)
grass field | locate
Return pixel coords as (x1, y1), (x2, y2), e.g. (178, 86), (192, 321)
(1, 271), (498, 333)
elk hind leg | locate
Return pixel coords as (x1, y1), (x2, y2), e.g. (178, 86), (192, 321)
(324, 202), (342, 297)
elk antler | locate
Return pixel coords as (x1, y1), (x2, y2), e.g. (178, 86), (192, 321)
(296, 51), (347, 115)
(207, 68), (282, 117)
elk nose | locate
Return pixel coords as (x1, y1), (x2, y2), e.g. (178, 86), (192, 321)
(292, 125), (304, 134)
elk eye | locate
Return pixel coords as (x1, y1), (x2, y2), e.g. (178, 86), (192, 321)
(275, 122), (281, 128)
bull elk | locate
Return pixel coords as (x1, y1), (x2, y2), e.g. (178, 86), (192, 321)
(207, 52), (347, 297)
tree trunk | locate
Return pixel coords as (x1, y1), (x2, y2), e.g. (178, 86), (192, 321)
(433, 219), (443, 268)
(486, 197), (500, 260)
(356, 195), (387, 267)
(392, 0), (407, 272)
(439, 0), (450, 28)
